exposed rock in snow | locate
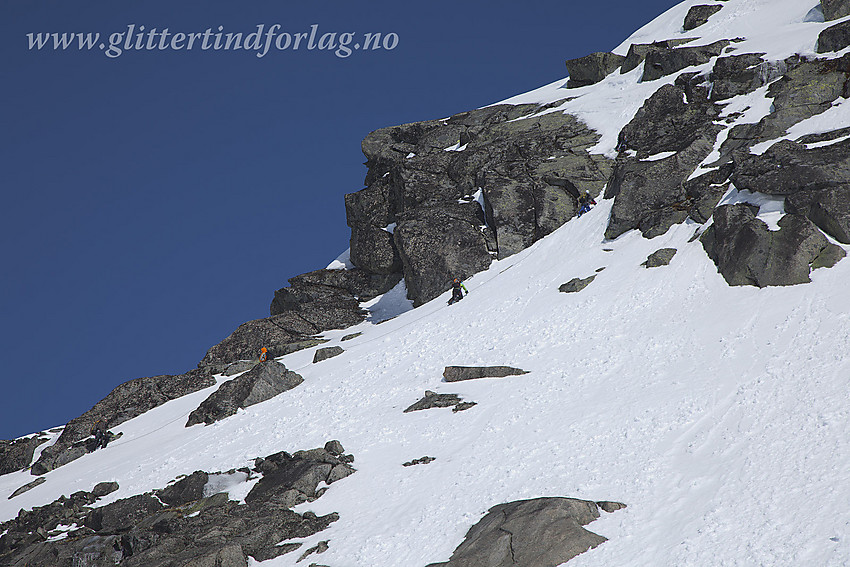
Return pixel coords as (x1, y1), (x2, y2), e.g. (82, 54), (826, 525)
(313, 346), (344, 363)
(642, 247), (678, 268)
(443, 366), (529, 382)
(186, 361), (303, 427)
(426, 497), (619, 567)
(565, 52), (626, 88)
(683, 4), (723, 31)
(0, 437), (47, 477)
(559, 275), (597, 293)
(701, 204), (844, 286)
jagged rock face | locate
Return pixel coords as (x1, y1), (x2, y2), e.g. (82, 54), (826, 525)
(0, 445), (353, 567)
(394, 202), (492, 306)
(620, 39), (696, 74)
(606, 79), (722, 239)
(559, 275), (596, 293)
(721, 54), (850, 159)
(822, 0), (850, 21)
(426, 498), (619, 567)
(0, 437), (47, 476)
(186, 361), (303, 427)
(349, 104), (613, 305)
(31, 369), (216, 476)
(565, 52), (626, 87)
(709, 52), (769, 100)
(683, 4), (723, 31)
(817, 19), (850, 53)
(701, 205), (844, 286)
(641, 40), (730, 82)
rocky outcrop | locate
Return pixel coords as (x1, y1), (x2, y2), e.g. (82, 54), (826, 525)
(313, 346), (344, 363)
(403, 391), (476, 413)
(565, 52), (626, 87)
(822, 0), (850, 21)
(720, 54), (850, 159)
(8, 478), (46, 500)
(559, 276), (596, 293)
(732, 139), (850, 243)
(643, 248), (677, 268)
(701, 205), (844, 286)
(683, 5), (723, 31)
(0, 445), (354, 567)
(0, 436), (47, 476)
(606, 78), (722, 239)
(349, 104), (613, 305)
(186, 361), (303, 427)
(817, 19), (850, 53)
(426, 497), (625, 567)
(620, 39), (696, 74)
(31, 369), (216, 475)
(443, 366), (529, 382)
(641, 40), (730, 82)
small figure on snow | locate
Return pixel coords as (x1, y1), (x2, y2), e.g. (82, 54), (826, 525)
(448, 278), (468, 305)
(259, 346), (268, 363)
(577, 191), (597, 217)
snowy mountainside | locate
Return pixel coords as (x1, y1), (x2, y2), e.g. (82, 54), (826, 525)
(3, 0), (850, 565)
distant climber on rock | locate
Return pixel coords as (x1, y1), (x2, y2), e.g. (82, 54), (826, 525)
(577, 191), (597, 217)
(89, 419), (111, 450)
(259, 346), (268, 363)
(448, 278), (468, 305)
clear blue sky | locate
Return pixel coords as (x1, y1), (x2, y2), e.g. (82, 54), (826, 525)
(0, 0), (680, 439)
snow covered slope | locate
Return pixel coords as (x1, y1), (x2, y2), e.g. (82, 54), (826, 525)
(3, 0), (850, 566)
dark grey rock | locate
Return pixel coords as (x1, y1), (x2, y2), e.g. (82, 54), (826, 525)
(701, 205), (843, 286)
(403, 456), (436, 467)
(684, 164), (734, 224)
(786, 185), (850, 244)
(350, 225), (403, 274)
(641, 40), (729, 82)
(822, 0), (850, 20)
(313, 346), (344, 364)
(719, 55), (850, 160)
(349, 104), (613, 305)
(683, 4), (723, 30)
(565, 52), (626, 88)
(709, 53), (768, 100)
(443, 366), (529, 382)
(223, 360), (256, 377)
(341, 332), (362, 341)
(426, 498), (614, 567)
(620, 39), (696, 74)
(324, 440), (345, 455)
(32, 369), (216, 475)
(597, 501), (628, 513)
(1, 445), (348, 567)
(157, 471), (209, 506)
(7, 477), (46, 500)
(404, 391), (463, 413)
(643, 248), (677, 268)
(186, 361), (303, 427)
(818, 19), (850, 52)
(559, 276), (596, 293)
(452, 402), (478, 412)
(394, 202), (493, 306)
(0, 436), (47, 476)
(85, 494), (164, 533)
(91, 482), (119, 498)
(607, 81), (721, 239)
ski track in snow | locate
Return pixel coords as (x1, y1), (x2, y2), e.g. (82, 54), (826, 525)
(4, 1), (850, 565)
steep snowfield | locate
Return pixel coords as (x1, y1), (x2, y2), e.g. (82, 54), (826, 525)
(3, 1), (850, 565)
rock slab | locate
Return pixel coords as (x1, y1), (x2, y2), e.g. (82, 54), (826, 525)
(426, 497), (615, 567)
(443, 366), (529, 382)
(187, 362), (303, 427)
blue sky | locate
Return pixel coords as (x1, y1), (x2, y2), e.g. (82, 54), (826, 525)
(0, 0), (680, 439)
